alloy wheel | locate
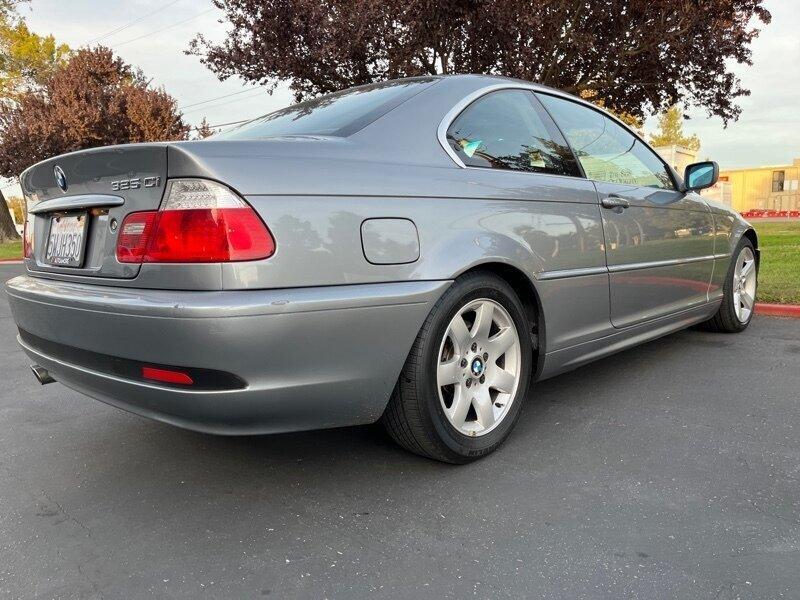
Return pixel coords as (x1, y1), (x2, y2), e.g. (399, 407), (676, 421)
(732, 246), (757, 323)
(436, 298), (522, 437)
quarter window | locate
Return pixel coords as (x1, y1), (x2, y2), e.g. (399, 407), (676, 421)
(446, 90), (581, 177)
(537, 94), (675, 190)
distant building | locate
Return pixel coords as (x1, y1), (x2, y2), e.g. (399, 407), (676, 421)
(653, 144), (698, 176)
(717, 159), (800, 213)
(701, 180), (733, 208)
(653, 145), (800, 214)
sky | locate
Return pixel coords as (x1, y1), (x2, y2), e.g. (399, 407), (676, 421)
(9, 0), (800, 173)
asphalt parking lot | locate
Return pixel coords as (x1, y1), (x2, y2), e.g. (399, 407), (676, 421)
(1, 263), (798, 599)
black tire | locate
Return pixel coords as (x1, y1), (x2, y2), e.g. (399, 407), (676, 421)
(382, 271), (533, 463)
(702, 237), (757, 333)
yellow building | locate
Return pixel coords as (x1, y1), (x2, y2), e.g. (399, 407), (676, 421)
(719, 158), (800, 213)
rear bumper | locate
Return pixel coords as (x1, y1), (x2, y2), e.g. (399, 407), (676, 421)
(5, 275), (450, 434)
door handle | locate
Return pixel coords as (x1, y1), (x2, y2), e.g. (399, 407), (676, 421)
(601, 196), (631, 210)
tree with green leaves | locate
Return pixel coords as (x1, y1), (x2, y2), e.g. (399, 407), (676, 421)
(0, 0), (68, 96)
(649, 105), (701, 151)
(0, 19), (69, 96)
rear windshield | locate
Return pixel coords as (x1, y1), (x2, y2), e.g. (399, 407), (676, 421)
(216, 78), (439, 140)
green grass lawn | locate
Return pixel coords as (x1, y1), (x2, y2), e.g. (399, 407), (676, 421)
(0, 239), (22, 260)
(753, 221), (800, 305)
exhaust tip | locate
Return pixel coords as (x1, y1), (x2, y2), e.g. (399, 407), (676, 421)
(30, 364), (56, 385)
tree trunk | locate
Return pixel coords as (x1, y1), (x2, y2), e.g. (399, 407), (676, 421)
(0, 188), (22, 243)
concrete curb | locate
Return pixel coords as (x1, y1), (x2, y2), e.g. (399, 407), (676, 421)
(0, 259), (22, 264)
(756, 303), (800, 318)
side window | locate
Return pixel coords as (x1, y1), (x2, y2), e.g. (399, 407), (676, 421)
(537, 94), (675, 190)
(446, 90), (581, 177)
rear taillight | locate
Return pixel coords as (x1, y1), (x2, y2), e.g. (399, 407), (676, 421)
(116, 179), (275, 264)
(116, 211), (157, 263)
(23, 213), (33, 258)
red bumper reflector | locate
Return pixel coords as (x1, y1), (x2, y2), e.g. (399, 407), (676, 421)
(142, 366), (194, 385)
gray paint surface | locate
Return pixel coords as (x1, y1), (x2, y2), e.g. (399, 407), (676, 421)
(594, 181), (716, 327)
(0, 264), (797, 599)
(7, 74), (756, 434)
(360, 218), (420, 264)
(7, 276), (450, 433)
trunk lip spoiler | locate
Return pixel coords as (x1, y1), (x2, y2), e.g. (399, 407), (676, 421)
(29, 194), (124, 215)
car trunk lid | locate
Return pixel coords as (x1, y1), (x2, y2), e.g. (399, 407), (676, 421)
(21, 144), (168, 279)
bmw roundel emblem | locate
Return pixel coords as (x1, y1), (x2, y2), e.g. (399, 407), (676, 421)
(470, 357), (485, 377)
(54, 165), (68, 192)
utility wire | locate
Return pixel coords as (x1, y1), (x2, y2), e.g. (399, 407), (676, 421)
(84, 0), (182, 46)
(191, 117), (254, 130)
(179, 87), (264, 111)
(111, 8), (215, 49)
(182, 88), (265, 114)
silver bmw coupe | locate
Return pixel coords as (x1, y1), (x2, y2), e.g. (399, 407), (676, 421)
(6, 75), (758, 463)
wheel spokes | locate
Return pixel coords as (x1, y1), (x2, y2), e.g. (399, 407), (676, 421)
(741, 290), (754, 310)
(437, 298), (522, 437)
(490, 367), (516, 394)
(448, 314), (470, 350)
(472, 388), (495, 429)
(740, 259), (755, 280)
(486, 327), (515, 357)
(732, 247), (757, 323)
(447, 386), (471, 428)
(437, 358), (462, 386)
(472, 302), (494, 341)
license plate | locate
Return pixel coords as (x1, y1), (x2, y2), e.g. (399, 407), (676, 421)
(46, 213), (89, 267)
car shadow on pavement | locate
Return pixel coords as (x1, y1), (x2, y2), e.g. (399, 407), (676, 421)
(61, 323), (696, 479)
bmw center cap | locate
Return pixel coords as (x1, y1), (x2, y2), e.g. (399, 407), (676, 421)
(470, 357), (485, 377)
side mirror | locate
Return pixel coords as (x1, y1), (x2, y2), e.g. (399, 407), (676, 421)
(684, 161), (719, 192)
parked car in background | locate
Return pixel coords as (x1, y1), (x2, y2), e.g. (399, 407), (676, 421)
(5, 75), (758, 462)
